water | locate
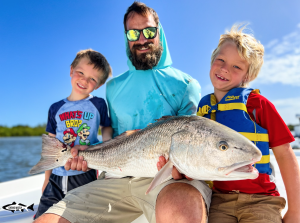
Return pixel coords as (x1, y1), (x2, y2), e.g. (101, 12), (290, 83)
(0, 136), (104, 183)
(0, 137), (42, 183)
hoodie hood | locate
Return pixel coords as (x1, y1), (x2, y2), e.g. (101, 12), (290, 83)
(125, 22), (172, 70)
(106, 21), (201, 137)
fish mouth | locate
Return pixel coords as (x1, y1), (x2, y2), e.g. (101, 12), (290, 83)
(218, 160), (259, 176)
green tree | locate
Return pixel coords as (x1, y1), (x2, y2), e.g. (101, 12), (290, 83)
(287, 124), (294, 131)
(0, 124), (47, 137)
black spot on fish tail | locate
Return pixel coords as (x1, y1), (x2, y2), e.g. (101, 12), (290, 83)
(61, 148), (67, 152)
(56, 159), (58, 162)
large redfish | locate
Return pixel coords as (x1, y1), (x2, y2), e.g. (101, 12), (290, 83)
(29, 116), (262, 193)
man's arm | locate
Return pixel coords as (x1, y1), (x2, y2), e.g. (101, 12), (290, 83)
(177, 78), (201, 116)
(106, 83), (119, 138)
(273, 143), (300, 223)
(157, 79), (201, 178)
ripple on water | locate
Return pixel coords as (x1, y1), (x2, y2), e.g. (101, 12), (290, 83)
(0, 136), (42, 183)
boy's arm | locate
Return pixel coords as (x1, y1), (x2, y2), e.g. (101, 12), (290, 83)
(42, 133), (56, 193)
(272, 143), (300, 223)
(101, 126), (113, 142)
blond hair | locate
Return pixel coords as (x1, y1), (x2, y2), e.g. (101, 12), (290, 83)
(211, 24), (264, 86)
(71, 49), (112, 86)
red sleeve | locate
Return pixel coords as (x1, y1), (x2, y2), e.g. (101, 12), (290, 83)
(246, 93), (294, 148)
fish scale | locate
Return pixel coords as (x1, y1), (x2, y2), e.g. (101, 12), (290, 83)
(80, 116), (188, 177)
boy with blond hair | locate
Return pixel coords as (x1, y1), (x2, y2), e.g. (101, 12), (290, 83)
(34, 49), (113, 219)
(197, 25), (300, 222)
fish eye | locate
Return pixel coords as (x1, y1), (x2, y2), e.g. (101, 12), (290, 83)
(218, 141), (229, 151)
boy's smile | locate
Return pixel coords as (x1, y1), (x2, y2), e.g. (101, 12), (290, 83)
(69, 57), (103, 101)
(215, 73), (229, 81)
(210, 41), (249, 102)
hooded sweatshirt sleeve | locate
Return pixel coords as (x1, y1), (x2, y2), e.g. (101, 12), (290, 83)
(177, 78), (201, 116)
(106, 84), (118, 138)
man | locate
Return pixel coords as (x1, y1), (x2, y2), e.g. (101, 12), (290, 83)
(34, 2), (211, 223)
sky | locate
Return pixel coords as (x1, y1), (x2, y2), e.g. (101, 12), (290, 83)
(1, 0), (300, 127)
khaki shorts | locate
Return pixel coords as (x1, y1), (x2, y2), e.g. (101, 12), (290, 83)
(45, 177), (211, 223)
(208, 193), (286, 223)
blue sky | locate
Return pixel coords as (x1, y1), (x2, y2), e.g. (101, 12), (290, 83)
(1, 0), (300, 127)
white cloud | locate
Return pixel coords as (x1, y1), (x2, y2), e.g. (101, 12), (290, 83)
(265, 39), (278, 49)
(255, 25), (300, 86)
(269, 97), (300, 125)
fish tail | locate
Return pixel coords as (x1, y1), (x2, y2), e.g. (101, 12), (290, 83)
(27, 203), (34, 211)
(28, 134), (70, 175)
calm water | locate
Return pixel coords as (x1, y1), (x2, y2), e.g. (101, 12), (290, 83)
(0, 136), (104, 183)
(0, 136), (299, 183)
(0, 137), (42, 183)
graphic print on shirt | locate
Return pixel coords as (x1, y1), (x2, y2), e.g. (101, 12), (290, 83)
(77, 123), (91, 145)
(63, 128), (77, 147)
(58, 111), (95, 127)
(58, 110), (95, 146)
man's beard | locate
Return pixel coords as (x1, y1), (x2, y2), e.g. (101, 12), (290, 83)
(128, 42), (163, 70)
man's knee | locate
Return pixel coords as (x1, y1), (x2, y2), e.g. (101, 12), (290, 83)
(34, 213), (70, 223)
(156, 183), (206, 223)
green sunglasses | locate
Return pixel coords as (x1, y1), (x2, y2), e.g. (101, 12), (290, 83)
(126, 27), (158, 42)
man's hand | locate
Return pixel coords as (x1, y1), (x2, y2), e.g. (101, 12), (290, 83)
(157, 156), (193, 181)
(64, 145), (90, 171)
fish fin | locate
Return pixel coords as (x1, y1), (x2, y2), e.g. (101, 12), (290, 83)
(21, 209), (24, 212)
(27, 203), (34, 211)
(28, 134), (67, 174)
(18, 203), (26, 206)
(155, 116), (175, 122)
(168, 130), (198, 177)
(12, 202), (16, 205)
(145, 160), (174, 195)
(11, 210), (14, 213)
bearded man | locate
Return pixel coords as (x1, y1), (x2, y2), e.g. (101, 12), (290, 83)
(34, 2), (211, 223)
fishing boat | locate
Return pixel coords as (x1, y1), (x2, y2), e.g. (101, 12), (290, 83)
(0, 173), (148, 223)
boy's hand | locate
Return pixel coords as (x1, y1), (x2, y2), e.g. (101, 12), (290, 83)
(157, 156), (193, 181)
(64, 145), (90, 172)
